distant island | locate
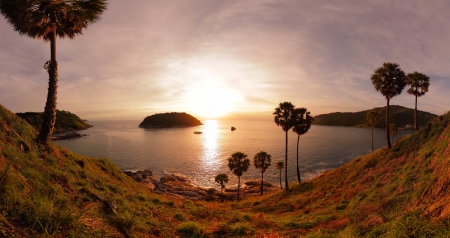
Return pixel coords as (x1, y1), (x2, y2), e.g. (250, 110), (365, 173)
(312, 105), (437, 128)
(16, 110), (92, 133)
(139, 112), (203, 128)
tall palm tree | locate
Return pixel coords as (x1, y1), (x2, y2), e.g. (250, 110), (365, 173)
(253, 151), (272, 196)
(227, 151), (250, 201)
(273, 102), (295, 191)
(389, 124), (398, 144)
(0, 0), (107, 144)
(276, 161), (284, 190)
(370, 62), (406, 149)
(292, 107), (313, 183)
(406, 72), (430, 131)
(214, 173), (229, 201)
(366, 110), (380, 152)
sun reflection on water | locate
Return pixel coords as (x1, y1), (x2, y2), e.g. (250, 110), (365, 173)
(201, 120), (219, 166)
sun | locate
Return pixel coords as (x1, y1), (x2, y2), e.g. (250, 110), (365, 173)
(187, 85), (241, 119)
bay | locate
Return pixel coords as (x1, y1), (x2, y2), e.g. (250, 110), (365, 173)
(54, 120), (411, 188)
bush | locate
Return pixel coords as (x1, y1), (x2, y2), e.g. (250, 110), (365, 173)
(177, 221), (207, 238)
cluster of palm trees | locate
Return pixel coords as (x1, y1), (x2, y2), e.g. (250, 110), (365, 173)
(0, 0), (107, 144)
(273, 102), (313, 191)
(215, 151), (272, 201)
(370, 62), (430, 149)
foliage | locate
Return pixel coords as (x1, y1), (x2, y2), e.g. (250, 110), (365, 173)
(16, 110), (92, 134)
(253, 151), (272, 195)
(389, 123), (398, 142)
(227, 151), (250, 201)
(139, 112), (203, 128)
(214, 173), (229, 193)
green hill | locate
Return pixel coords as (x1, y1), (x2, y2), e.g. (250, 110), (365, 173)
(16, 110), (92, 133)
(313, 105), (437, 128)
(139, 112), (202, 128)
(1, 103), (450, 237)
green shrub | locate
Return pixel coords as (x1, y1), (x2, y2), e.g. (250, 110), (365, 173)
(177, 221), (207, 238)
(230, 222), (254, 236)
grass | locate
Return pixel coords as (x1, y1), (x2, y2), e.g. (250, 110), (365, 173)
(1, 104), (450, 237)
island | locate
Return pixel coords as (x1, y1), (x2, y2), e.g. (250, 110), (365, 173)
(139, 112), (203, 128)
(312, 105), (437, 128)
(16, 110), (92, 133)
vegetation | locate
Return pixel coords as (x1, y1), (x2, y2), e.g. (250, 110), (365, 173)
(366, 110), (380, 152)
(406, 71), (430, 131)
(313, 105), (437, 128)
(0, 0), (107, 144)
(227, 152), (250, 201)
(214, 173), (229, 195)
(389, 123), (399, 144)
(16, 110), (92, 134)
(253, 151), (272, 196)
(275, 161), (284, 190)
(1, 103), (450, 237)
(139, 112), (203, 128)
(292, 107), (313, 183)
(273, 102), (295, 191)
(370, 62), (407, 148)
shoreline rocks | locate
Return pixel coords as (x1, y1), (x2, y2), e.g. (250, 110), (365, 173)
(51, 131), (87, 141)
(124, 170), (280, 201)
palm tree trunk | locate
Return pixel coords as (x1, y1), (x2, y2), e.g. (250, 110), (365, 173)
(260, 172), (264, 196)
(414, 93), (418, 131)
(237, 176), (241, 201)
(279, 170), (282, 189)
(37, 27), (58, 144)
(296, 135), (301, 183)
(285, 130), (289, 191)
(371, 125), (374, 152)
(386, 99), (391, 149)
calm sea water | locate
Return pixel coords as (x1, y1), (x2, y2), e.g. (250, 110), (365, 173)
(54, 120), (411, 188)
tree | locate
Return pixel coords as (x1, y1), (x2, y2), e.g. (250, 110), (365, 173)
(366, 110), (380, 152)
(227, 152), (250, 201)
(273, 102), (295, 190)
(214, 173), (229, 201)
(253, 151), (272, 196)
(389, 124), (398, 144)
(406, 72), (430, 131)
(0, 0), (107, 144)
(292, 107), (313, 183)
(276, 161), (284, 190)
(370, 62), (406, 149)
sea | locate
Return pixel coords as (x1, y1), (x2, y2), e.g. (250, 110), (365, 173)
(54, 120), (411, 188)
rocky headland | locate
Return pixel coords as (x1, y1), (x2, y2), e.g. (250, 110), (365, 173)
(124, 170), (279, 201)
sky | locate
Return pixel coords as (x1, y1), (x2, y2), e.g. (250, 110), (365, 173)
(1, 0), (449, 121)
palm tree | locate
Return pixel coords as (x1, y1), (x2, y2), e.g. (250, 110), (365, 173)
(366, 110), (380, 152)
(370, 62), (406, 149)
(389, 124), (398, 144)
(214, 173), (229, 201)
(275, 161), (284, 190)
(406, 72), (430, 131)
(253, 151), (272, 196)
(227, 152), (250, 201)
(0, 0), (107, 144)
(273, 102), (295, 190)
(292, 108), (313, 183)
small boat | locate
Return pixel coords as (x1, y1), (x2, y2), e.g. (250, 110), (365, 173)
(194, 127), (202, 134)
(231, 126), (236, 131)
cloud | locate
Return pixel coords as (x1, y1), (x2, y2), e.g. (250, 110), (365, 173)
(0, 0), (449, 119)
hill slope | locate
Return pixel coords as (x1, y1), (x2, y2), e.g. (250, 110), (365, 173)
(16, 110), (92, 133)
(313, 105), (437, 128)
(1, 103), (450, 237)
(139, 112), (203, 128)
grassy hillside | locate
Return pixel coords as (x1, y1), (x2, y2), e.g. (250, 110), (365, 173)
(313, 105), (437, 128)
(16, 110), (92, 134)
(2, 103), (450, 237)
